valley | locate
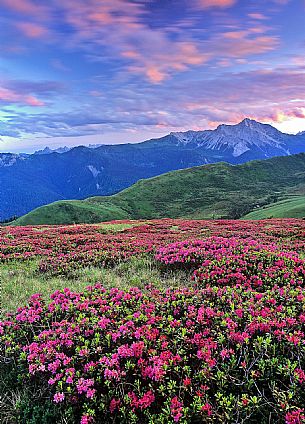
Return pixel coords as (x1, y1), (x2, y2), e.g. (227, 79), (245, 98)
(2, 119), (305, 222)
(12, 153), (305, 225)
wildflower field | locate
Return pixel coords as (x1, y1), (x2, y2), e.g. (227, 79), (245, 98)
(2, 219), (305, 423)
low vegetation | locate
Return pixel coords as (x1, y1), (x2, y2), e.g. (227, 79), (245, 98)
(12, 153), (305, 225)
(244, 196), (305, 219)
(2, 219), (305, 423)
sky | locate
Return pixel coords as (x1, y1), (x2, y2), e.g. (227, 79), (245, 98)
(0, 0), (305, 153)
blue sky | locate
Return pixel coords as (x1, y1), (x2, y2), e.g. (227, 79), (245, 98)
(0, 0), (305, 152)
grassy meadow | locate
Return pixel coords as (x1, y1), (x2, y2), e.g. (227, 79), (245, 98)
(12, 153), (305, 226)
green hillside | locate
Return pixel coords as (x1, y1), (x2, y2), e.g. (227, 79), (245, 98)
(13, 200), (129, 226)
(243, 196), (305, 219)
(13, 153), (305, 225)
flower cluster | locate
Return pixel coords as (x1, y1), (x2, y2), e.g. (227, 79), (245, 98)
(2, 219), (305, 422)
(1, 218), (305, 276)
(156, 237), (305, 291)
(2, 274), (305, 422)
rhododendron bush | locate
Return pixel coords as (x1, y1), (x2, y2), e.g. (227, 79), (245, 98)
(156, 237), (305, 291)
(2, 219), (305, 423)
(1, 218), (305, 276)
(2, 282), (305, 423)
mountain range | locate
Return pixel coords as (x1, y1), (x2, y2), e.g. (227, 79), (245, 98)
(13, 152), (305, 225)
(33, 144), (104, 155)
(2, 118), (305, 221)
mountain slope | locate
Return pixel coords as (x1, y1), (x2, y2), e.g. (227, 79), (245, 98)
(2, 119), (305, 220)
(13, 153), (305, 225)
(171, 118), (293, 157)
(243, 196), (305, 219)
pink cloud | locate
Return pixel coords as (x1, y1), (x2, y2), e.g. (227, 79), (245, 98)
(159, 65), (305, 133)
(0, 87), (19, 103)
(248, 13), (268, 20)
(248, 25), (270, 34)
(0, 0), (48, 18)
(272, 109), (305, 121)
(291, 55), (305, 67)
(196, 0), (236, 8)
(145, 67), (166, 84)
(124, 43), (208, 83)
(137, 43), (210, 83)
(1, 0), (284, 85)
(217, 58), (232, 67)
(121, 50), (140, 59)
(208, 108), (305, 128)
(60, 0), (280, 82)
(0, 0), (37, 13)
(216, 34), (279, 57)
(0, 86), (44, 107)
(25, 95), (45, 106)
(216, 109), (305, 128)
(223, 31), (248, 39)
(58, 0), (212, 83)
(16, 22), (48, 38)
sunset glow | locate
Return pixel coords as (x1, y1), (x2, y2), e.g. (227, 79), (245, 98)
(1, 0), (305, 152)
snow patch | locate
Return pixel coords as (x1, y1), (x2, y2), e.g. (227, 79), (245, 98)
(87, 165), (100, 178)
(232, 143), (250, 157)
(0, 154), (24, 167)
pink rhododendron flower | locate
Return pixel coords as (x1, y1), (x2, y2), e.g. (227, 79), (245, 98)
(53, 392), (65, 403)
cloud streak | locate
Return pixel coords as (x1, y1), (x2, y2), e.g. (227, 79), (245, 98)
(0, 0), (304, 148)
(3, 65), (305, 139)
(0, 86), (45, 107)
(0, 0), (283, 82)
(16, 22), (49, 38)
(196, 0), (236, 9)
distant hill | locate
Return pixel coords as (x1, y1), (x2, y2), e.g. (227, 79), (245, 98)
(13, 153), (305, 225)
(2, 119), (305, 221)
(243, 196), (305, 219)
